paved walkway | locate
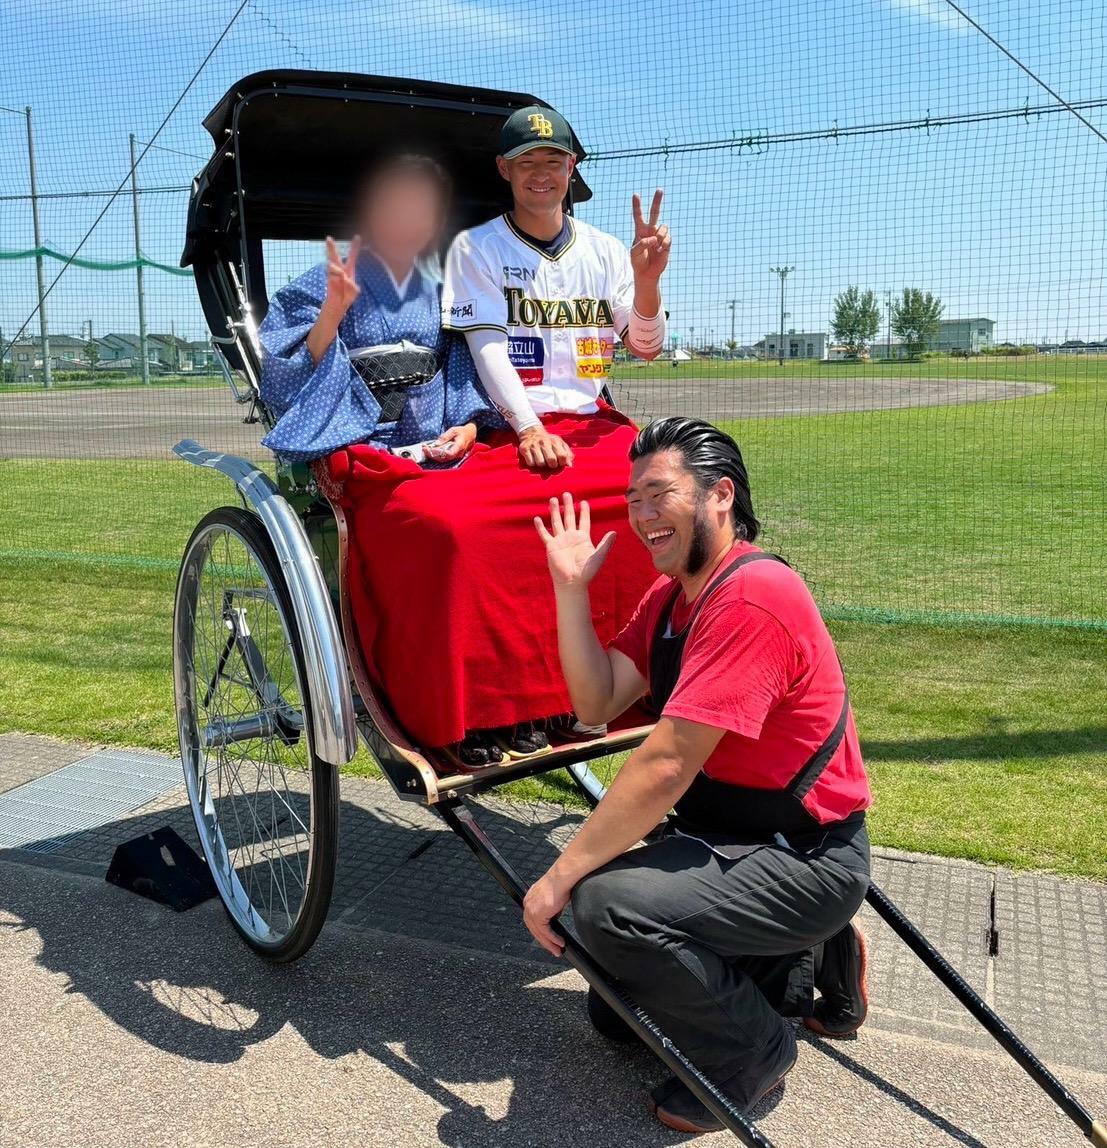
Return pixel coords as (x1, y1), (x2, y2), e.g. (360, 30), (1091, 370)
(0, 733), (1103, 1147)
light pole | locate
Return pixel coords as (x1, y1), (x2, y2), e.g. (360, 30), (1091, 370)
(1, 104), (51, 387)
(727, 298), (738, 349)
(885, 290), (893, 361)
(769, 266), (793, 367)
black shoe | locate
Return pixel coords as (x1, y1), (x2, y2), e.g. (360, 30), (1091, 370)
(496, 722), (550, 759)
(586, 986), (639, 1044)
(455, 731), (504, 769)
(805, 922), (869, 1038)
(648, 1034), (797, 1133)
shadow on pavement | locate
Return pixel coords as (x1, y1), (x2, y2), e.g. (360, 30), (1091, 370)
(0, 795), (982, 1146)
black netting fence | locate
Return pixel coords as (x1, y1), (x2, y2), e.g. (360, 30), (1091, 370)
(2, 0), (1105, 630)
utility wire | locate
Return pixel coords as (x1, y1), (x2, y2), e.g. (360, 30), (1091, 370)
(0, 185), (190, 202)
(585, 96), (1107, 163)
(135, 140), (207, 162)
(941, 0), (1107, 147)
(2, 0), (251, 360)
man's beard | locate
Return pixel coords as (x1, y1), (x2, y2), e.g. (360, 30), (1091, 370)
(683, 504), (713, 577)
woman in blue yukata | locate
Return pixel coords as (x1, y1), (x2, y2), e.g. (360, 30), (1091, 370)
(258, 153), (503, 468)
(259, 154), (543, 767)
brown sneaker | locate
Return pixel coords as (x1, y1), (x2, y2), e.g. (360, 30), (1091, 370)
(804, 922), (869, 1038)
(648, 1036), (796, 1133)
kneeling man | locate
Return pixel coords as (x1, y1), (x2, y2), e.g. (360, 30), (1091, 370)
(528, 417), (872, 1132)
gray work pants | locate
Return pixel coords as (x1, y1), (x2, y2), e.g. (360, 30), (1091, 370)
(571, 816), (870, 1104)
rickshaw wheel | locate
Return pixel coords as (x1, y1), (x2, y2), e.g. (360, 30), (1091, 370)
(173, 506), (338, 962)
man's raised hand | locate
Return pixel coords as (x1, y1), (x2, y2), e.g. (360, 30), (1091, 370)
(322, 235), (362, 320)
(629, 189), (671, 282)
(534, 493), (616, 590)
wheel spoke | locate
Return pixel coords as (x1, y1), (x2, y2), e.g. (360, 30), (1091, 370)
(174, 515), (327, 954)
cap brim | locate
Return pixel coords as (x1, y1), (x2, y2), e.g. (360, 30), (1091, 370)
(501, 141), (576, 160)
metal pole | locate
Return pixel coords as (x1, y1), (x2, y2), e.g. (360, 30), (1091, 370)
(770, 267), (793, 367)
(865, 883), (1104, 1144)
(886, 291), (892, 361)
(728, 299), (737, 347)
(25, 107), (51, 389)
(129, 133), (150, 386)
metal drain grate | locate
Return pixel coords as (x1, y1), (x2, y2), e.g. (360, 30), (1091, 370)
(0, 748), (183, 854)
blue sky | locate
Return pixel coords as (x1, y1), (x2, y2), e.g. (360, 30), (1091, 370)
(2, 0), (1105, 346)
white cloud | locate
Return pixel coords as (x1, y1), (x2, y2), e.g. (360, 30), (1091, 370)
(884, 0), (973, 35)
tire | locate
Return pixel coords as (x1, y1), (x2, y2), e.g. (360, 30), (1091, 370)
(173, 505), (339, 961)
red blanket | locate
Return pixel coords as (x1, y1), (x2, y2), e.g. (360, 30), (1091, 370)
(325, 409), (657, 748)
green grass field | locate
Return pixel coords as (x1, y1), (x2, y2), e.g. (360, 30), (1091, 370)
(1, 355), (1104, 878)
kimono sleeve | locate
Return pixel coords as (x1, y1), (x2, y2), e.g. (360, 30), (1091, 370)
(440, 230), (508, 333)
(256, 264), (384, 463)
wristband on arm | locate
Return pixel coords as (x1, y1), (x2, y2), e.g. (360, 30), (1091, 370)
(627, 306), (666, 357)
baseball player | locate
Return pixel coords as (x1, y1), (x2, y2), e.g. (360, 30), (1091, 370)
(441, 104), (671, 469)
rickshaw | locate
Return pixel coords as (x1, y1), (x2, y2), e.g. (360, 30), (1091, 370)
(172, 70), (1104, 1147)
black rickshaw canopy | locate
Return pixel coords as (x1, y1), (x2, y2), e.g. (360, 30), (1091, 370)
(182, 69), (591, 367)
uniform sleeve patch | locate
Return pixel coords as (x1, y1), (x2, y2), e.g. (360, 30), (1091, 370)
(508, 335), (545, 386)
(446, 299), (476, 321)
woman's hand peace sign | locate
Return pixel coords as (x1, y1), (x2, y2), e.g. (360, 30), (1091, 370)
(629, 189), (671, 282)
(322, 234), (362, 321)
(534, 493), (617, 591)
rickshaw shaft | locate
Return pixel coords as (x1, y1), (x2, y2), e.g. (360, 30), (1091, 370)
(864, 882), (1100, 1141)
(437, 799), (778, 1148)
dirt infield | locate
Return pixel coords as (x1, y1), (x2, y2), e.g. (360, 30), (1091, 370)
(0, 376), (1053, 460)
(610, 373), (1053, 426)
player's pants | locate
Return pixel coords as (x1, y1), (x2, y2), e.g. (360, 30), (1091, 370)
(571, 815), (870, 1105)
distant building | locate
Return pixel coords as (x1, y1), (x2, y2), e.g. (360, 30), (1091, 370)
(868, 318), (996, 358)
(929, 318), (995, 353)
(187, 340), (219, 371)
(95, 333), (142, 366)
(757, 330), (829, 360)
(93, 332), (193, 374)
(6, 334), (91, 381)
(149, 333), (194, 371)
(869, 339), (911, 361)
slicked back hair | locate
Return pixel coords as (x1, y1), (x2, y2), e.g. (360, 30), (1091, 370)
(629, 417), (760, 542)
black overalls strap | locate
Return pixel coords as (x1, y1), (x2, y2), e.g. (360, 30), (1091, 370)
(647, 551), (852, 845)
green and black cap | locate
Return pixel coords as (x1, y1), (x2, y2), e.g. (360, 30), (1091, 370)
(500, 105), (576, 160)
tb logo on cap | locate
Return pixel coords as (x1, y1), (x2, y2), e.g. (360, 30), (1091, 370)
(527, 113), (553, 139)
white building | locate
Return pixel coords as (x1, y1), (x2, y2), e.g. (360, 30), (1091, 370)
(757, 330), (829, 360)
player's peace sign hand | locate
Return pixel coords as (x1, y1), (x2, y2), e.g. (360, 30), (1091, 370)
(322, 235), (362, 320)
(629, 189), (671, 282)
(534, 493), (617, 590)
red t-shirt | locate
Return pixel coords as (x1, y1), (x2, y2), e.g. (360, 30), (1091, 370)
(611, 542), (872, 825)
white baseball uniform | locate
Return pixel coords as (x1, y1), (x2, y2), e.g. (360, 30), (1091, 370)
(441, 214), (637, 419)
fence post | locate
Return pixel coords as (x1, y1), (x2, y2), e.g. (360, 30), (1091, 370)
(25, 106), (51, 389)
(129, 133), (150, 386)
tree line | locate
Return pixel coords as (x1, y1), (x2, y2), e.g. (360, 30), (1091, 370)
(832, 286), (943, 359)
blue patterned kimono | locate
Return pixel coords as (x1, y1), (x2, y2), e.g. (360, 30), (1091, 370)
(258, 254), (503, 463)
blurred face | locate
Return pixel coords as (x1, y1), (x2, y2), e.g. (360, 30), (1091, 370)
(357, 171), (444, 269)
(496, 148), (574, 215)
(626, 450), (735, 578)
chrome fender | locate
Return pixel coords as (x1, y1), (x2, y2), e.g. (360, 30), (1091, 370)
(173, 439), (357, 765)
